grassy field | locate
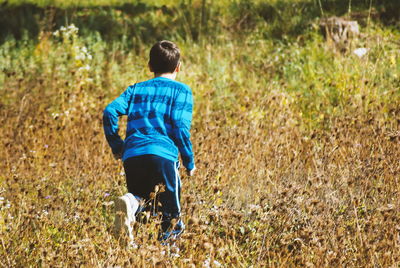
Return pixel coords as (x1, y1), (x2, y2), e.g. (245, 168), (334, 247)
(1, 0), (400, 266)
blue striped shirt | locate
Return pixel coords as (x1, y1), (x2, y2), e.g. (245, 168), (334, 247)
(103, 77), (195, 170)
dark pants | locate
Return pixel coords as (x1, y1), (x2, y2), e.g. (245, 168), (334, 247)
(123, 154), (184, 234)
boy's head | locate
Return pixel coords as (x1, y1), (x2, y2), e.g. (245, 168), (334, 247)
(149, 40), (180, 74)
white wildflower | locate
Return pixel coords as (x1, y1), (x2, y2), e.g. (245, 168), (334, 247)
(85, 78), (93, 83)
(51, 112), (60, 119)
(203, 258), (221, 268)
(211, 205), (220, 213)
(4, 201), (11, 209)
(249, 204), (261, 210)
(77, 65), (91, 72)
(353, 48), (368, 58)
(75, 53), (85, 61)
(213, 260), (222, 267)
(67, 24), (78, 33)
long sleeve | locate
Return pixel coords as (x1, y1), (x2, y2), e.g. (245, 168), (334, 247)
(171, 87), (195, 170)
(103, 87), (132, 155)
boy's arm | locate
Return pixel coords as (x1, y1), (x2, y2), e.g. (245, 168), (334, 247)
(171, 87), (195, 171)
(103, 87), (132, 158)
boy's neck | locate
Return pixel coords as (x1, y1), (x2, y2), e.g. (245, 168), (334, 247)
(154, 72), (177, 80)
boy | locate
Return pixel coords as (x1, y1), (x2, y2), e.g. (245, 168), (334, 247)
(103, 40), (195, 244)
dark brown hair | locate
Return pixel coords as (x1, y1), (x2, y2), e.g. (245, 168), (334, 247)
(149, 40), (180, 74)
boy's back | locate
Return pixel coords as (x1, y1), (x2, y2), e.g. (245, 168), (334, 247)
(103, 76), (194, 170)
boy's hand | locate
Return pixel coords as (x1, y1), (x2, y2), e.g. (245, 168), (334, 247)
(113, 152), (122, 160)
(186, 166), (196, 176)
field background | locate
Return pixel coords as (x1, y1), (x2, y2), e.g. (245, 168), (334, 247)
(1, 0), (399, 266)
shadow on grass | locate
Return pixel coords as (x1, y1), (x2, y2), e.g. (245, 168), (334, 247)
(0, 0), (398, 44)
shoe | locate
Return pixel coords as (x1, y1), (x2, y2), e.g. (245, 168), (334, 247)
(159, 228), (184, 243)
(159, 219), (185, 243)
(114, 195), (135, 241)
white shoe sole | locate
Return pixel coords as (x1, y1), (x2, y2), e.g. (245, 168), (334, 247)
(114, 195), (135, 240)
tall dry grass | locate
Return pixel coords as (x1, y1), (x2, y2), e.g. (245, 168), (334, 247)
(0, 19), (399, 266)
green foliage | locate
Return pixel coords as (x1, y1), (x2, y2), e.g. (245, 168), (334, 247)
(1, 0), (399, 45)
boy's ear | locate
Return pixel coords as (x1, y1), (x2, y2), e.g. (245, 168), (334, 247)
(148, 62), (153, 72)
(175, 61), (181, 73)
